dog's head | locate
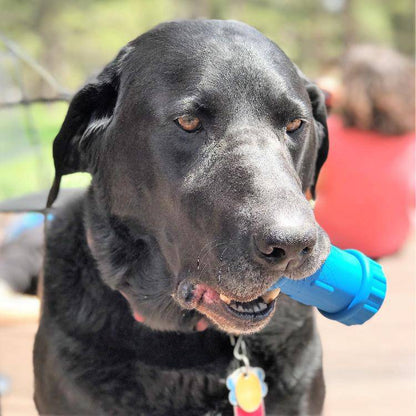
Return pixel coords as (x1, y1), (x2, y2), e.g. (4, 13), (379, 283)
(49, 20), (330, 334)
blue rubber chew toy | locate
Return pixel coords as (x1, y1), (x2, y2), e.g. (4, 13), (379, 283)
(269, 245), (387, 325)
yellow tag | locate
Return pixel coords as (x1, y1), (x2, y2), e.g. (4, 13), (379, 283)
(234, 371), (263, 412)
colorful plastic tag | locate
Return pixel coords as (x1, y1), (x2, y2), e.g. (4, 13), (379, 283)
(226, 366), (267, 415)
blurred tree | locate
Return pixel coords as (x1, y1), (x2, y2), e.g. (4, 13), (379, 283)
(0, 0), (414, 93)
(0, 0), (413, 201)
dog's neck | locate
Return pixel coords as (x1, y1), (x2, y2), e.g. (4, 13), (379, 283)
(82, 188), (208, 332)
(46, 193), (233, 370)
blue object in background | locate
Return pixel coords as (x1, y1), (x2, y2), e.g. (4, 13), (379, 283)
(4, 213), (44, 242)
(4, 212), (55, 243)
(270, 245), (387, 325)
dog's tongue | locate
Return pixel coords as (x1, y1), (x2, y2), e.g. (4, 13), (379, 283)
(133, 311), (145, 323)
(195, 318), (209, 331)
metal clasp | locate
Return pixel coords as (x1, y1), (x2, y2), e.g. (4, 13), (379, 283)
(231, 335), (250, 375)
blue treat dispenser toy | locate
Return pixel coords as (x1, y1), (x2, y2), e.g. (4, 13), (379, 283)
(269, 245), (387, 325)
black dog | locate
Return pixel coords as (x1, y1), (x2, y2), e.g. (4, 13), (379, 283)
(34, 20), (330, 415)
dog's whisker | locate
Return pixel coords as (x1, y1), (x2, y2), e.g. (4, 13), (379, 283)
(215, 245), (230, 285)
(198, 243), (227, 278)
(197, 241), (228, 276)
(197, 239), (225, 260)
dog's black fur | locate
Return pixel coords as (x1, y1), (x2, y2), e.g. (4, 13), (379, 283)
(34, 20), (330, 415)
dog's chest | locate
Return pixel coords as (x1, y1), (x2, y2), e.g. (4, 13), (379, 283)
(58, 339), (233, 415)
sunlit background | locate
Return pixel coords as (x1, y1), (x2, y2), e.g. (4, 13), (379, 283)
(0, 0), (414, 200)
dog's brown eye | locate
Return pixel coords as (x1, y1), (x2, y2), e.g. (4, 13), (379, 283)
(286, 119), (302, 133)
(176, 115), (201, 132)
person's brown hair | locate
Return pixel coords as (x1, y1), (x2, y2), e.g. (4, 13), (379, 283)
(341, 45), (415, 135)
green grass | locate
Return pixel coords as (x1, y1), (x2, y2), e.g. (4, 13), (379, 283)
(0, 102), (91, 202)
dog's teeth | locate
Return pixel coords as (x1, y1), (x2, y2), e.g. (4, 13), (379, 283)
(219, 294), (232, 304)
(236, 303), (245, 313)
(262, 288), (281, 304)
(258, 301), (267, 311)
(228, 297), (272, 314)
(242, 302), (252, 311)
(229, 301), (239, 312)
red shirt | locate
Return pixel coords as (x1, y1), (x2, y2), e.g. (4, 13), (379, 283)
(315, 116), (415, 258)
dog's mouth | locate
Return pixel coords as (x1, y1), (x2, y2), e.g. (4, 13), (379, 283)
(219, 290), (280, 317)
(175, 281), (281, 334)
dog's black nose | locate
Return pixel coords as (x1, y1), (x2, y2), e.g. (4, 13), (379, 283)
(253, 227), (317, 270)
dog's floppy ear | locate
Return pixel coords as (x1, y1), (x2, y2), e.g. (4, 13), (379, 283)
(296, 67), (329, 199)
(47, 46), (131, 208)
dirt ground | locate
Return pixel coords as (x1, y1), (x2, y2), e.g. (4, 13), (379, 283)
(0, 233), (414, 416)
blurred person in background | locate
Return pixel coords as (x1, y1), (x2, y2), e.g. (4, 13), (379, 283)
(315, 44), (415, 258)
